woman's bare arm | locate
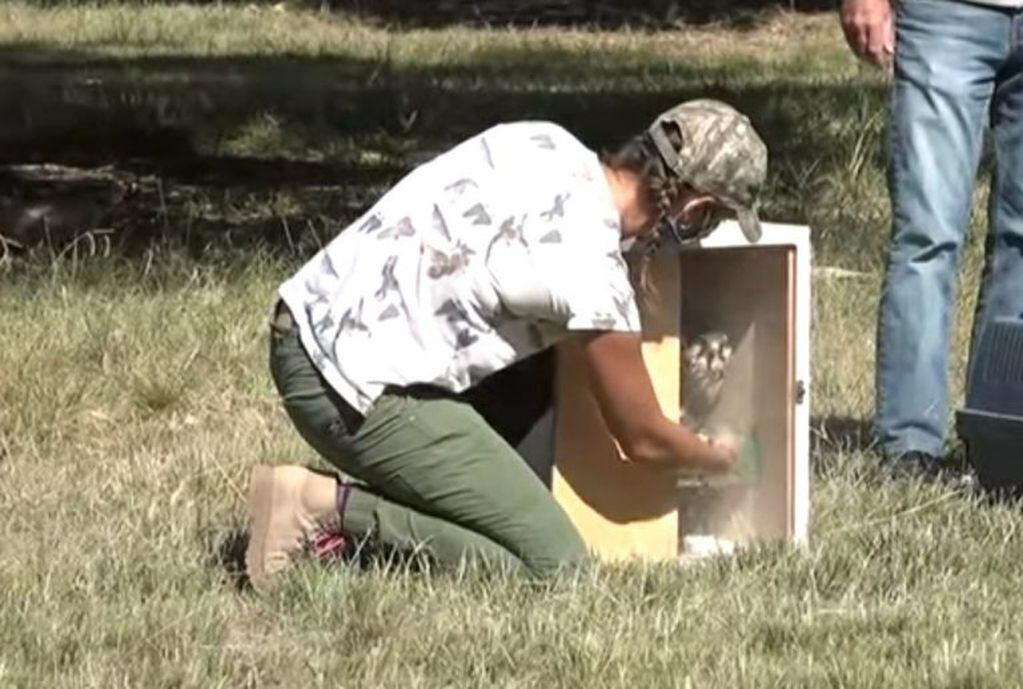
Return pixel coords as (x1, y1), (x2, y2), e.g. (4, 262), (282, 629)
(577, 331), (734, 472)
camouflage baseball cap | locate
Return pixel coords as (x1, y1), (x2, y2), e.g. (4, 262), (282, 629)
(647, 99), (768, 243)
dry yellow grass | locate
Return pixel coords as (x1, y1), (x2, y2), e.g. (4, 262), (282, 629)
(1, 7), (1013, 687)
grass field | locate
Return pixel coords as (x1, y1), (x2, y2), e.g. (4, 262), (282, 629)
(1, 4), (1017, 687)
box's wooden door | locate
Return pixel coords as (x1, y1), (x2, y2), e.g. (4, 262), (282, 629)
(678, 246), (796, 540)
(551, 251), (682, 561)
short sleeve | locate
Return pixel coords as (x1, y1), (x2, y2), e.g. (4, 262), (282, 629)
(483, 122), (642, 334)
(527, 191), (641, 333)
(551, 245), (642, 333)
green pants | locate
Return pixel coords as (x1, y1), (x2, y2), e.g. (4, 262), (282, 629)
(269, 319), (588, 577)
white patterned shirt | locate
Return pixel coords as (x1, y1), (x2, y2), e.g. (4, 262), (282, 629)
(278, 121), (641, 414)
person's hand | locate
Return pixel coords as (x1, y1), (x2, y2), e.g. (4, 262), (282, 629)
(697, 431), (738, 471)
(840, 0), (895, 72)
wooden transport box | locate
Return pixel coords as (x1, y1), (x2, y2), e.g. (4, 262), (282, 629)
(552, 221), (812, 561)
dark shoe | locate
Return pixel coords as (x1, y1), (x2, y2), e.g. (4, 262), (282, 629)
(880, 451), (941, 479)
(880, 451), (975, 488)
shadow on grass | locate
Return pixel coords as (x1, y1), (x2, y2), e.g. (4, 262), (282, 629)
(315, 0), (839, 30)
(0, 39), (888, 265)
(812, 415), (874, 453)
(212, 526), (251, 591)
(14, 0), (842, 30)
(809, 415), (876, 481)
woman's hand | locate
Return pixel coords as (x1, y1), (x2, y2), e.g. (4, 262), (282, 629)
(696, 431), (739, 472)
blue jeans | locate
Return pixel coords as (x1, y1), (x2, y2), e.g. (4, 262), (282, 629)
(876, 0), (1023, 458)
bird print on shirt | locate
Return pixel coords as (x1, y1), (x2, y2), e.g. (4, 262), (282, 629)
(444, 178), (478, 197)
(427, 241), (475, 279)
(462, 203), (492, 226)
(540, 193), (570, 221)
(531, 133), (556, 150)
(358, 214), (383, 234)
(337, 298), (369, 335)
(375, 256), (400, 301)
(377, 217), (416, 241)
(485, 215), (528, 263)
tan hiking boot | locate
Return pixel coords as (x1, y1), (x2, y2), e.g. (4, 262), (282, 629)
(245, 465), (343, 589)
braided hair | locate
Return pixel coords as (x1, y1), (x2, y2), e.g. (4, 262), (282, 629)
(600, 123), (688, 300)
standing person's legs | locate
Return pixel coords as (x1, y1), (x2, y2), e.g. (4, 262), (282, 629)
(875, 0), (1007, 462)
(969, 13), (1023, 387)
(248, 311), (587, 585)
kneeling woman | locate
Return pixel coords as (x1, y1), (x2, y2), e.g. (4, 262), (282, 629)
(246, 99), (768, 587)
